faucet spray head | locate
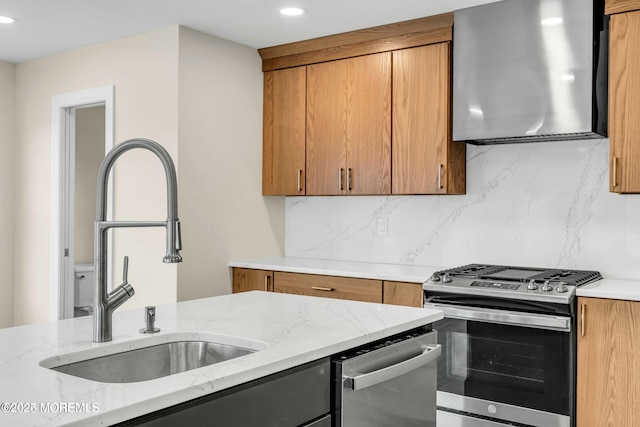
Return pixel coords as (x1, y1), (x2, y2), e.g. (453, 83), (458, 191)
(163, 219), (183, 263)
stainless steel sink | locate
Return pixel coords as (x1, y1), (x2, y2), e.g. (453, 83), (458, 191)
(42, 334), (266, 383)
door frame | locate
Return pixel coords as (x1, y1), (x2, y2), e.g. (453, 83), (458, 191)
(50, 85), (115, 320)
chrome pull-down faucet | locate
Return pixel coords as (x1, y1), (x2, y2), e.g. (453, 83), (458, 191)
(93, 138), (182, 343)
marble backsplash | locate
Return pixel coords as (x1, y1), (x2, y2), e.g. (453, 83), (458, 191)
(285, 138), (640, 280)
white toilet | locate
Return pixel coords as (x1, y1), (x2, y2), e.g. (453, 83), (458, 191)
(74, 263), (95, 316)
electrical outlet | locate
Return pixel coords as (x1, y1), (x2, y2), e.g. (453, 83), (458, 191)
(377, 217), (388, 237)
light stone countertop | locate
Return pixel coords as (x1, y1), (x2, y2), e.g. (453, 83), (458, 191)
(0, 291), (442, 426)
(576, 278), (640, 301)
(229, 256), (440, 283)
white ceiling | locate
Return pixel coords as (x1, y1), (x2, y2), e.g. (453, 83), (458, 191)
(0, 0), (501, 63)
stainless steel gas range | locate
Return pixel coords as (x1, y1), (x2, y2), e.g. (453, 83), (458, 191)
(423, 264), (602, 427)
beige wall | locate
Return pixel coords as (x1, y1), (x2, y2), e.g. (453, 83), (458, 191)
(176, 27), (284, 300)
(0, 61), (15, 328)
(14, 27), (180, 325)
(74, 106), (105, 264)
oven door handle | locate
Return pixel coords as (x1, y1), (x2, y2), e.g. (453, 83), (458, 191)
(424, 302), (571, 332)
(343, 344), (441, 391)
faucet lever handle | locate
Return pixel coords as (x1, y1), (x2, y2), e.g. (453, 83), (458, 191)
(122, 255), (129, 284)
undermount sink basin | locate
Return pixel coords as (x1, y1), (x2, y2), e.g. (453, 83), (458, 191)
(40, 333), (267, 383)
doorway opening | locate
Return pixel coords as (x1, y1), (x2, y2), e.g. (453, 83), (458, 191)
(50, 86), (115, 320)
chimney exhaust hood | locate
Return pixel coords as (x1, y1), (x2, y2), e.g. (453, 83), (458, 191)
(452, 0), (608, 145)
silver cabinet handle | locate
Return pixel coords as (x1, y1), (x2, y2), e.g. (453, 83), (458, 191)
(581, 303), (585, 337)
(424, 302), (571, 332)
(437, 164), (443, 190)
(347, 168), (352, 191)
(297, 169), (303, 192)
(344, 344), (441, 391)
(264, 275), (271, 291)
(612, 157), (619, 188)
(339, 168), (344, 191)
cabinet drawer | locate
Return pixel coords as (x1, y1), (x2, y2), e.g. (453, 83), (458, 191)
(274, 272), (382, 303)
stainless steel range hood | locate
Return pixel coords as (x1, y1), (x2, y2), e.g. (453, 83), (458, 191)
(452, 0), (608, 144)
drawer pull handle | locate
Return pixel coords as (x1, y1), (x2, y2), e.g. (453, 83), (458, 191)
(612, 157), (619, 188)
(264, 275), (270, 292)
(297, 169), (303, 192)
(311, 286), (334, 292)
(339, 168), (344, 191)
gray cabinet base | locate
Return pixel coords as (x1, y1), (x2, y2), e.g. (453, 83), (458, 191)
(116, 357), (330, 427)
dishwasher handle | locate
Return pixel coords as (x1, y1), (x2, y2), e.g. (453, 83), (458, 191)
(343, 344), (441, 391)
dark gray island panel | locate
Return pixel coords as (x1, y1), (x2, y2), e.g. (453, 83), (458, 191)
(116, 358), (330, 427)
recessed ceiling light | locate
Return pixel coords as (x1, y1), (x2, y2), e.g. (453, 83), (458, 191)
(280, 7), (306, 16)
(0, 16), (16, 24)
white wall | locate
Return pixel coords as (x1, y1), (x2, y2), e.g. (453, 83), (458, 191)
(177, 27), (284, 300)
(286, 139), (640, 280)
(14, 27), (180, 325)
(74, 105), (105, 264)
(0, 61), (15, 328)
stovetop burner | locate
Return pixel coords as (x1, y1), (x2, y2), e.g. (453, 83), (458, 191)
(424, 263), (602, 304)
(438, 263), (602, 286)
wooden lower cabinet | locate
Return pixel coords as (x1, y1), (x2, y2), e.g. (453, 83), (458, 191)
(274, 272), (382, 303)
(577, 297), (640, 426)
(232, 268), (273, 293)
(383, 281), (423, 308)
(232, 268), (425, 308)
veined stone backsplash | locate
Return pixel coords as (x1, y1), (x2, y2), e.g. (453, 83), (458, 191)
(285, 138), (640, 280)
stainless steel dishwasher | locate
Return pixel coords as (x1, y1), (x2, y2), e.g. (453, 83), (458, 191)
(332, 327), (441, 427)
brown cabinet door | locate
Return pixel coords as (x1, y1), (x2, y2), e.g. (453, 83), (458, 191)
(392, 43), (465, 195)
(306, 53), (391, 195)
(306, 60), (348, 195)
(383, 281), (423, 307)
(274, 272), (382, 303)
(606, 0), (640, 14)
(610, 11), (640, 193)
(577, 297), (640, 426)
(346, 53), (392, 195)
(232, 268), (273, 293)
(262, 67), (306, 195)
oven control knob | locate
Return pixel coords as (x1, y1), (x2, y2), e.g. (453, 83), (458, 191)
(442, 273), (453, 283)
(541, 280), (554, 292)
(430, 273), (441, 282)
(487, 404), (497, 414)
(556, 282), (568, 293)
(527, 279), (538, 291)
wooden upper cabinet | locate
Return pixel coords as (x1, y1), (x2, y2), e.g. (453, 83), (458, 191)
(262, 67), (306, 195)
(606, 0), (640, 14)
(392, 43), (465, 195)
(610, 11), (640, 193)
(306, 53), (391, 195)
(577, 297), (640, 426)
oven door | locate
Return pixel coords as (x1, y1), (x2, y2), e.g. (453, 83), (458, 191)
(424, 300), (573, 427)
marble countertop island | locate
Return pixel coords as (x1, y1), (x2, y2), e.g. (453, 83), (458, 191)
(0, 291), (442, 426)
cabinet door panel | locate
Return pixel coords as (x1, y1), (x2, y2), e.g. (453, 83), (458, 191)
(274, 272), (382, 303)
(610, 11), (640, 193)
(606, 0), (640, 14)
(232, 268), (273, 293)
(393, 43), (463, 194)
(577, 297), (640, 426)
(346, 53), (392, 195)
(263, 67), (306, 195)
(306, 61), (348, 195)
(383, 281), (423, 307)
